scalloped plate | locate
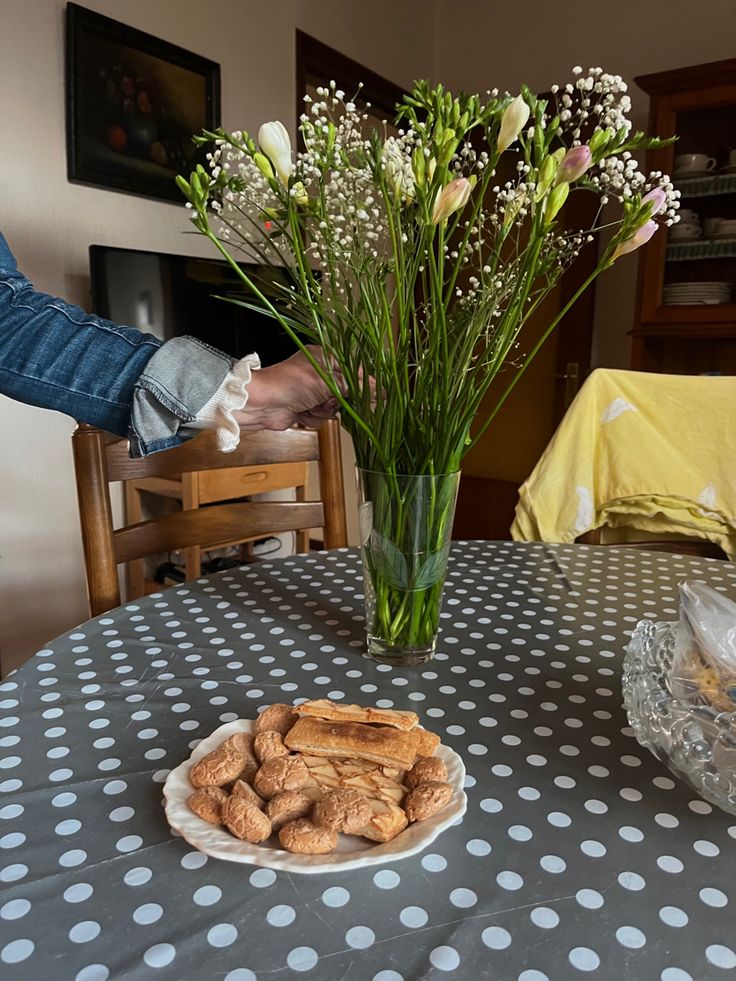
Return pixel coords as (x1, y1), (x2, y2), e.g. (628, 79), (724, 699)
(163, 719), (468, 873)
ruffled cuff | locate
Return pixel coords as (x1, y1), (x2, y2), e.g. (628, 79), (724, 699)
(191, 353), (261, 451)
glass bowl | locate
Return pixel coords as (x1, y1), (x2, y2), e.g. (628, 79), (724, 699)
(622, 618), (736, 815)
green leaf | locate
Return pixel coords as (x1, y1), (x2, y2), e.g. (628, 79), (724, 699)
(412, 543), (451, 589)
(369, 530), (409, 589)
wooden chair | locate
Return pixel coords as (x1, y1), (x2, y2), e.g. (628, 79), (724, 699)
(72, 419), (348, 616)
(576, 528), (727, 559)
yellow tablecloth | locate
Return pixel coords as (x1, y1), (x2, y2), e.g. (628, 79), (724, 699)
(512, 368), (736, 559)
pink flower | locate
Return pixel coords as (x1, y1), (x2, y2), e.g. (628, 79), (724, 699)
(611, 219), (657, 261)
(555, 145), (593, 184)
(431, 177), (472, 224)
(642, 187), (666, 216)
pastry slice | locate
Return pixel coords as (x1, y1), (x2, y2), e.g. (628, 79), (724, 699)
(285, 718), (420, 770)
(294, 698), (419, 731)
(358, 798), (409, 842)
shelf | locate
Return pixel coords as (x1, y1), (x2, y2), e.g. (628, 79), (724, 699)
(674, 173), (736, 197)
(632, 320), (736, 339)
(666, 239), (736, 261)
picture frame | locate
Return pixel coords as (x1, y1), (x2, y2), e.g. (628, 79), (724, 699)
(65, 3), (221, 203)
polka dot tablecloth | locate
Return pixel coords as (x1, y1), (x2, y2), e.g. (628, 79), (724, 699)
(1, 542), (735, 981)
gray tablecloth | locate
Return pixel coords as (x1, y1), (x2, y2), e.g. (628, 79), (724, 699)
(1, 543), (735, 981)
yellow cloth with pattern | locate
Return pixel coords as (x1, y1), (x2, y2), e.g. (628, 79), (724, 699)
(512, 368), (736, 560)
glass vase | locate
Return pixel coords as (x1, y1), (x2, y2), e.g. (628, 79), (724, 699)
(356, 468), (460, 665)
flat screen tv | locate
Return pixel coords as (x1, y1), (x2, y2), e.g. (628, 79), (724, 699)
(89, 244), (302, 366)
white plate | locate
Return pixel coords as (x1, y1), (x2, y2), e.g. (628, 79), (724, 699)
(163, 719), (468, 874)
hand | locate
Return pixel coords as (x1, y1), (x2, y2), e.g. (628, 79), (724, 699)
(233, 346), (343, 432)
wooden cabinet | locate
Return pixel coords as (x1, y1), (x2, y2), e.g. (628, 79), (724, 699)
(633, 59), (736, 374)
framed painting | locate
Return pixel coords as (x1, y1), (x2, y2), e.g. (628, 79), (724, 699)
(65, 3), (220, 203)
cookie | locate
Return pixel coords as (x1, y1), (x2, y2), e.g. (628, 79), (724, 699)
(222, 796), (272, 843)
(188, 786), (228, 825)
(278, 818), (337, 854)
(265, 790), (314, 831)
(254, 731), (290, 764)
(404, 781), (453, 822)
(689, 664), (736, 713)
(231, 779), (265, 809)
(405, 756), (448, 790)
(253, 755), (312, 799)
(312, 789), (371, 834)
(190, 746), (249, 788)
(255, 703), (297, 738)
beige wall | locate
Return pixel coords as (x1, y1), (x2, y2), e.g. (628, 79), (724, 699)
(435, 0), (736, 367)
(0, 0), (434, 670)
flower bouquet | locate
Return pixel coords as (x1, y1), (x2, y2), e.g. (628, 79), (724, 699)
(177, 67), (678, 663)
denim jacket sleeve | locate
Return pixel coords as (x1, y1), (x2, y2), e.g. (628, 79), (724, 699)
(0, 232), (233, 456)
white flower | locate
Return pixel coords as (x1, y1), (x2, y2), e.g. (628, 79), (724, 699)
(497, 95), (530, 153)
(258, 121), (293, 186)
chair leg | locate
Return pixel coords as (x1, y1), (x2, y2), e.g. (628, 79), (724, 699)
(124, 482), (146, 600)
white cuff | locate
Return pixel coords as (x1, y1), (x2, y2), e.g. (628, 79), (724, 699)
(191, 353), (261, 451)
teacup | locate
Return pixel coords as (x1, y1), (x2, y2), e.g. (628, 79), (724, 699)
(674, 153), (717, 174)
(703, 218), (723, 237)
(669, 222), (702, 240)
(678, 208), (700, 224)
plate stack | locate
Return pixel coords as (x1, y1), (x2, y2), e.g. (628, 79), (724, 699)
(663, 282), (732, 306)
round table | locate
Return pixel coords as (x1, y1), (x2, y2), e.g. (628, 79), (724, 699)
(1, 542), (735, 981)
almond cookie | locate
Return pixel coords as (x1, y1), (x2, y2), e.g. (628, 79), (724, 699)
(255, 703), (297, 737)
(405, 756), (448, 790)
(278, 818), (337, 854)
(188, 786), (228, 825)
(253, 755), (312, 799)
(224, 732), (259, 782)
(312, 789), (371, 834)
(222, 796), (272, 843)
(231, 779), (265, 809)
(404, 781), (453, 822)
(254, 731), (290, 764)
(266, 790), (314, 831)
(190, 746), (249, 789)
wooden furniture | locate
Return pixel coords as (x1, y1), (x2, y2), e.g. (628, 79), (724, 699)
(123, 459), (311, 593)
(72, 420), (348, 616)
(633, 59), (736, 374)
(576, 528), (726, 560)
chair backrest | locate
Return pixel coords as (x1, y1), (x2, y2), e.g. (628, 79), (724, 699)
(72, 420), (348, 616)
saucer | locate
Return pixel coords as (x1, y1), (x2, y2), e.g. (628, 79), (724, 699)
(719, 164), (736, 174)
(673, 170), (715, 180)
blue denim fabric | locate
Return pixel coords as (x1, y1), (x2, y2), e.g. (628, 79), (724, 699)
(0, 232), (233, 455)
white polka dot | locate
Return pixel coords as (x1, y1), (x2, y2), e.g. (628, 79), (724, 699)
(372, 973), (403, 981)
(519, 972), (549, 981)
(706, 945), (736, 969)
(480, 797), (503, 813)
(508, 824), (532, 841)
(466, 838), (491, 856)
(321, 886), (350, 908)
(75, 965), (110, 981)
(249, 868), (276, 888)
(267, 904), (296, 927)
(207, 923), (237, 948)
(581, 840), (606, 858)
(1, 898), (31, 920)
(373, 869), (400, 889)
(64, 883), (93, 903)
(450, 888), (477, 908)
(224, 972), (256, 981)
(530, 907), (559, 929)
(55, 819), (81, 836)
(109, 807), (134, 823)
(180, 852), (207, 870)
(547, 811), (571, 828)
(429, 946), (460, 971)
(660, 969), (692, 981)
(1, 938), (34, 964)
(568, 947), (600, 972)
(143, 943), (176, 967)
(346, 926), (375, 949)
(700, 887), (727, 908)
(421, 854), (447, 872)
(69, 921), (101, 944)
(657, 855), (684, 874)
(116, 835), (142, 853)
(399, 905), (428, 927)
(481, 927), (511, 949)
(287, 947), (319, 972)
(619, 826), (644, 843)
(193, 886), (222, 907)
(618, 871), (646, 891)
(124, 867), (152, 886)
(616, 926), (646, 949)
(0, 863), (27, 882)
(693, 840), (719, 857)
(60, 849), (87, 868)
(497, 870), (523, 890)
(540, 855), (566, 874)
(659, 906), (688, 927)
(133, 903), (163, 925)
(576, 889), (604, 909)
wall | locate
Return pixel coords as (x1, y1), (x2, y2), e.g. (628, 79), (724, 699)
(0, 0), (435, 672)
(435, 0), (736, 368)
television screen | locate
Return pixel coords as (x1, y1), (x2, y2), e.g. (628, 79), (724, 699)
(89, 244), (303, 366)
